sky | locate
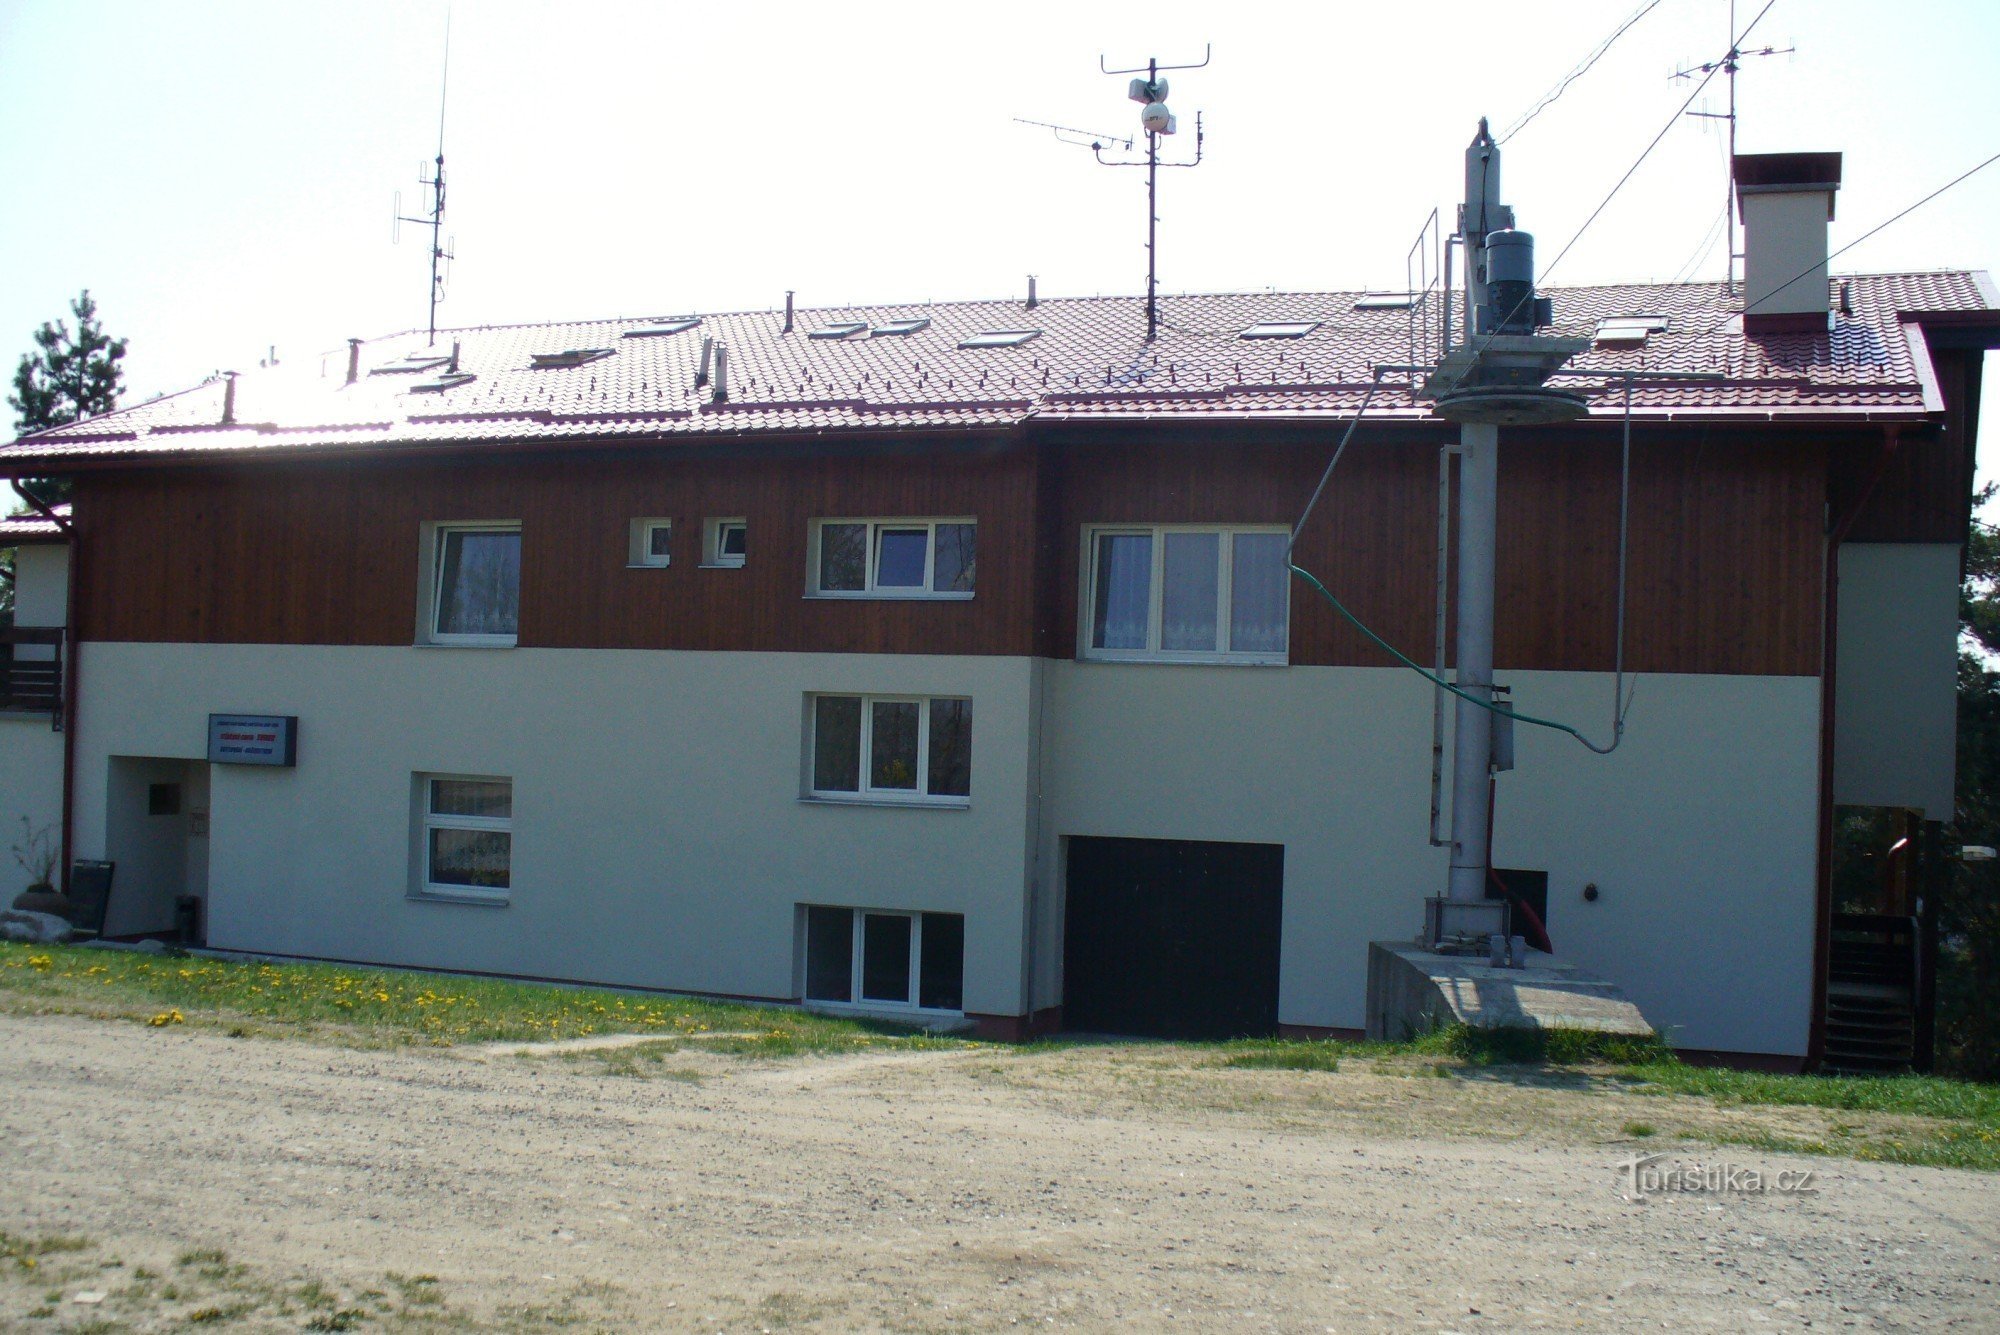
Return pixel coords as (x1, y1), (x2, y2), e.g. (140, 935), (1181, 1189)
(1, 0), (1997, 472)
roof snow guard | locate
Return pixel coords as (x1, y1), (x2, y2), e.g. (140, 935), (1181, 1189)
(0, 274), (1994, 468)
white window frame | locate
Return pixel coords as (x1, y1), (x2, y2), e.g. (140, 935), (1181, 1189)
(628, 517), (674, 568)
(805, 693), (971, 807)
(807, 517), (975, 599)
(1078, 523), (1292, 665)
(414, 773), (512, 906)
(800, 905), (965, 1016)
(419, 520), (521, 648)
(702, 516), (747, 568)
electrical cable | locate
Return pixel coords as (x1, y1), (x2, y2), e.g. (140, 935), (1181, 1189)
(1498, 0), (1664, 145)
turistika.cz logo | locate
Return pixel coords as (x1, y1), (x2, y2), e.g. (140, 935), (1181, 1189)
(1617, 1153), (1819, 1197)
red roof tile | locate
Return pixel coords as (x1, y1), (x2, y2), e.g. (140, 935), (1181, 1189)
(2, 273), (1992, 467)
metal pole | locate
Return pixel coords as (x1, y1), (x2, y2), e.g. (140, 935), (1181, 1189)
(1447, 420), (1499, 904)
(1145, 60), (1159, 342)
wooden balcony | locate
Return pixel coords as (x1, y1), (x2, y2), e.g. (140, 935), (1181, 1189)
(0, 626), (65, 725)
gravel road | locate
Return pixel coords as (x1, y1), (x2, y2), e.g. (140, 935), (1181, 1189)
(0, 1012), (1994, 1331)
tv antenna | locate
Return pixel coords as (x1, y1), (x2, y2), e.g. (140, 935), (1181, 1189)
(1023, 47), (1208, 342)
(394, 8), (456, 345)
(1673, 0), (1794, 293)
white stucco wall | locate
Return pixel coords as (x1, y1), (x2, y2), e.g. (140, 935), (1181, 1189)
(11, 545), (69, 630)
(71, 642), (1038, 1015)
(1833, 542), (1961, 818)
(0, 714), (63, 901)
(1037, 663), (1822, 1056)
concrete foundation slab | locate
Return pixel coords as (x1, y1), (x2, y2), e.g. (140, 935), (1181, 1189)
(1366, 940), (1655, 1041)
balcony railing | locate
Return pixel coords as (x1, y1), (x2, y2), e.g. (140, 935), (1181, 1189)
(0, 626), (65, 725)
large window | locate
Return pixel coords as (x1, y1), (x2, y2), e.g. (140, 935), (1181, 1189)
(1082, 525), (1290, 663)
(810, 519), (975, 598)
(808, 694), (971, 804)
(417, 775), (512, 903)
(803, 906), (965, 1012)
(425, 522), (521, 646)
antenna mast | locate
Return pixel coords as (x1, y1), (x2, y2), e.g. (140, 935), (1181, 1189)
(1674, 1), (1793, 293)
(395, 9), (456, 345)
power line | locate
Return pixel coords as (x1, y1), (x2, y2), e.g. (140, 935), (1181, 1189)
(1498, 0), (1664, 145)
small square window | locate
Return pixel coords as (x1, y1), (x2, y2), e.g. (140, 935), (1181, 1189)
(808, 694), (971, 805)
(809, 519), (975, 598)
(423, 522), (521, 646)
(703, 517), (747, 568)
(417, 774), (512, 903)
(629, 518), (673, 568)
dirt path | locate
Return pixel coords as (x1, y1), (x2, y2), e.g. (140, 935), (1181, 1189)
(0, 1013), (1994, 1331)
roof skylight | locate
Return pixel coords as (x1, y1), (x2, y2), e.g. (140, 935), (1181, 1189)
(1353, 293), (1417, 310)
(622, 319), (700, 339)
(529, 348), (615, 369)
(1594, 315), (1671, 346)
(1240, 321), (1319, 340)
(872, 318), (931, 337)
(368, 355), (452, 376)
(958, 329), (1041, 349)
(808, 322), (869, 340)
(410, 372), (477, 393)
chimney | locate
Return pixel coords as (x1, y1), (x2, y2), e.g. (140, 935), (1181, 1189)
(1027, 274), (1038, 310)
(1732, 151), (1842, 333)
(783, 291), (794, 334)
(712, 344), (729, 402)
(345, 339), (362, 385)
(449, 340), (461, 374)
(221, 372), (238, 425)
(696, 336), (714, 388)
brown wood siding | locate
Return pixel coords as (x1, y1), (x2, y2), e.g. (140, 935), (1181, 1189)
(77, 442), (1039, 656)
(1037, 421), (1829, 676)
(76, 420), (1833, 674)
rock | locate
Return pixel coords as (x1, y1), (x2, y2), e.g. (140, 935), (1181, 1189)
(0, 909), (72, 944)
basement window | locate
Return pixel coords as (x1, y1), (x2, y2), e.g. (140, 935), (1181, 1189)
(1240, 321), (1319, 339)
(803, 905), (965, 1012)
(622, 318), (701, 338)
(807, 695), (972, 805)
(872, 318), (930, 336)
(809, 322), (869, 340)
(958, 329), (1040, 349)
(528, 348), (615, 369)
(1353, 293), (1417, 310)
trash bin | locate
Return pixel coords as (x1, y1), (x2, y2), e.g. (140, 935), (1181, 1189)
(174, 895), (203, 946)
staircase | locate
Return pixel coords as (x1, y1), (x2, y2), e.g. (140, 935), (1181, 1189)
(1823, 914), (1918, 1073)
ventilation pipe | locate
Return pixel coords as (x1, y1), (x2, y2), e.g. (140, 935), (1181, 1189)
(221, 372), (238, 426)
(345, 339), (362, 385)
(783, 291), (794, 334)
(712, 344), (729, 402)
(1027, 274), (1038, 310)
(448, 340), (461, 374)
(696, 336), (714, 388)
(1732, 151), (1842, 332)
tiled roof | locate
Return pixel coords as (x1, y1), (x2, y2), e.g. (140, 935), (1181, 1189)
(3, 273), (1993, 467)
(0, 504), (68, 543)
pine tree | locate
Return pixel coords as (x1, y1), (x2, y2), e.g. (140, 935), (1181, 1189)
(9, 289), (127, 509)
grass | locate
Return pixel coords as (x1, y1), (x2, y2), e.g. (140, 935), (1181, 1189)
(0, 941), (972, 1056)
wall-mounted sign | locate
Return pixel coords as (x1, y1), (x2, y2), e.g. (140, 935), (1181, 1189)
(207, 714), (298, 767)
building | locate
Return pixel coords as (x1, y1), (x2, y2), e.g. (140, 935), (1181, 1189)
(1, 156), (1993, 1066)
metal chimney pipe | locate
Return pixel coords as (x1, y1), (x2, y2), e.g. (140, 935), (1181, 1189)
(783, 291), (794, 333)
(221, 372), (238, 425)
(1446, 420), (1499, 907)
(345, 339), (361, 385)
(448, 340), (461, 374)
(696, 336), (714, 388)
(1027, 274), (1038, 309)
(712, 344), (729, 402)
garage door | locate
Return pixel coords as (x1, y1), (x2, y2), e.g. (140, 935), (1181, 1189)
(1062, 836), (1284, 1040)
